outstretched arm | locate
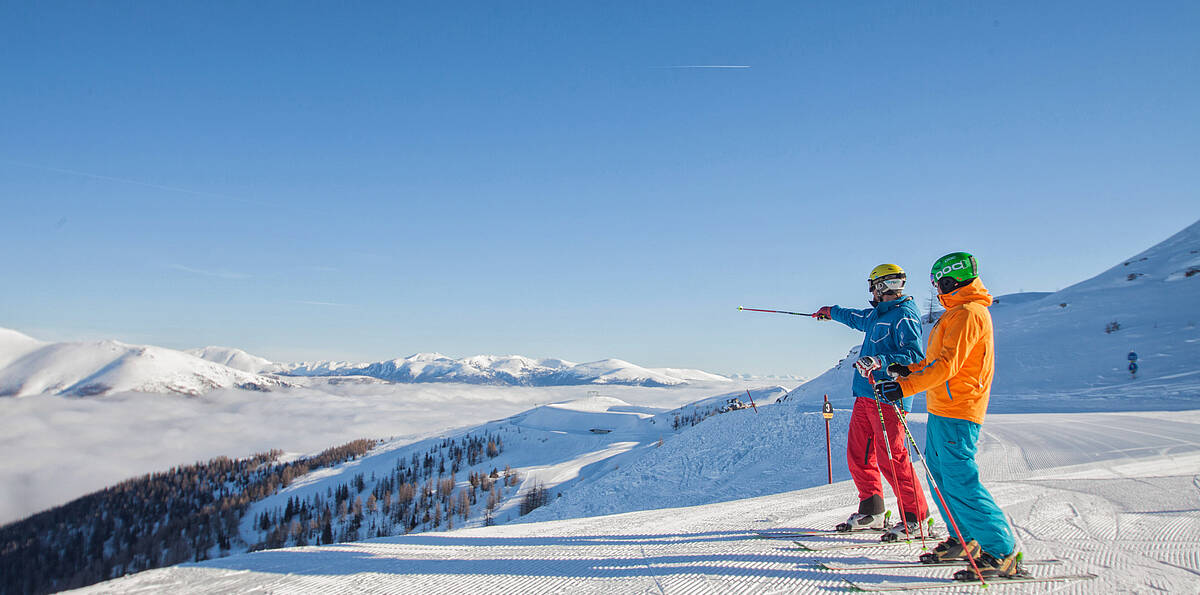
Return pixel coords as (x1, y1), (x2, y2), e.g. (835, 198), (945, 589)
(828, 305), (873, 332)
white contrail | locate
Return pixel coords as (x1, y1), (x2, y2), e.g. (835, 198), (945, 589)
(668, 65), (751, 69)
(293, 300), (347, 307)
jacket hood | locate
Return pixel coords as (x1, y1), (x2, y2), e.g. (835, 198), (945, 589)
(937, 277), (993, 309)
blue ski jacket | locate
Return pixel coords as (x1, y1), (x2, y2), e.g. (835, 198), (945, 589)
(829, 296), (925, 412)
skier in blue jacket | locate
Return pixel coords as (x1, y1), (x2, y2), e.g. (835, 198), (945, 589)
(814, 264), (930, 540)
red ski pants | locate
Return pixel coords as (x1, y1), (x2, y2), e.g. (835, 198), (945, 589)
(847, 396), (928, 520)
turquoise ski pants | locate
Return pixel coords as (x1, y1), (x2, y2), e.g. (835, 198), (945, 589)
(925, 414), (1015, 557)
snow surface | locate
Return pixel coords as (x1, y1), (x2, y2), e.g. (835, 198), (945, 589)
(517, 396), (655, 432)
(70, 408), (1200, 594)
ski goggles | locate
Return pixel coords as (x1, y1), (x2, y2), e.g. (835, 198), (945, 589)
(869, 273), (906, 294)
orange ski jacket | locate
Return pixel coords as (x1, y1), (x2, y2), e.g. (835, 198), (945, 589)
(897, 278), (995, 424)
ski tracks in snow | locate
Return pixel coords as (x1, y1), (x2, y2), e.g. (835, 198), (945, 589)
(983, 412), (1200, 593)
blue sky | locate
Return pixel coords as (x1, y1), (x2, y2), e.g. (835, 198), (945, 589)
(2, 2), (1197, 377)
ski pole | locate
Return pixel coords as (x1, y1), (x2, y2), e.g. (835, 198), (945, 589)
(822, 395), (833, 484)
(737, 307), (815, 317)
(865, 373), (916, 545)
(887, 400), (988, 586)
(895, 403), (932, 546)
(745, 390), (758, 413)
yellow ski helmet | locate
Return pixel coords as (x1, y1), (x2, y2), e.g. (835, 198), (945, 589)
(868, 264), (906, 295)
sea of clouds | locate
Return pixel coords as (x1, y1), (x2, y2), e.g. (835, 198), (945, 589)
(0, 380), (750, 525)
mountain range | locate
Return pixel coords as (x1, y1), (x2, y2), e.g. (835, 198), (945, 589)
(0, 333), (730, 397)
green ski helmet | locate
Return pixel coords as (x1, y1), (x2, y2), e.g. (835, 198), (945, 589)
(931, 252), (978, 294)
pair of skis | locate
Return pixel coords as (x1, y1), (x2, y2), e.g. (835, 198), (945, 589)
(844, 572), (1099, 592)
(756, 526), (929, 551)
(825, 555), (1092, 591)
(755, 530), (1097, 591)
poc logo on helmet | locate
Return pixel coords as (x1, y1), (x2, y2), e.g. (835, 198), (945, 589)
(934, 261), (968, 281)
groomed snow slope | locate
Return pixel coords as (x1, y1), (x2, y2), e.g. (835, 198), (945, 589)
(72, 409), (1200, 594)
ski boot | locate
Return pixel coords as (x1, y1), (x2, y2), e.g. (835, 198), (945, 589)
(836, 495), (887, 532)
(880, 517), (936, 542)
(920, 536), (980, 563)
(953, 551), (1031, 581)
(835, 510), (888, 533)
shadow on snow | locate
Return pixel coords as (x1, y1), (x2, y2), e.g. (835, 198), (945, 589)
(190, 530), (845, 582)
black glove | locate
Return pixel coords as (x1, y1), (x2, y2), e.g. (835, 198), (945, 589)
(886, 363), (911, 378)
(873, 380), (905, 402)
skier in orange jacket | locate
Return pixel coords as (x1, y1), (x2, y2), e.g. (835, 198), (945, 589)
(873, 252), (1028, 580)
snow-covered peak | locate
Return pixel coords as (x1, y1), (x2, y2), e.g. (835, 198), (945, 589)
(0, 327), (44, 369)
(651, 367), (737, 383)
(533, 357), (577, 368)
(548, 359), (688, 387)
(1059, 218), (1200, 294)
(6, 333), (727, 392)
(186, 346), (280, 374)
(0, 330), (288, 398)
(402, 352), (451, 363)
(277, 354), (728, 387)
